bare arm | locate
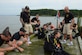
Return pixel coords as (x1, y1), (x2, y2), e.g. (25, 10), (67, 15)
(8, 40), (24, 52)
(0, 47), (15, 52)
(70, 18), (75, 29)
(58, 23), (61, 29)
(20, 18), (24, 25)
(71, 18), (75, 25)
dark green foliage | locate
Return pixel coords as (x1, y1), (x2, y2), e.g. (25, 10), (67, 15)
(30, 9), (57, 16)
(30, 9), (82, 17)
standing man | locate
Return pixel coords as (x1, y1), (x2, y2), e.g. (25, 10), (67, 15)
(62, 6), (74, 45)
(20, 8), (25, 27)
(20, 6), (33, 45)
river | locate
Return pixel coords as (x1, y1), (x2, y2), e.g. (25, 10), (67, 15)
(0, 16), (78, 34)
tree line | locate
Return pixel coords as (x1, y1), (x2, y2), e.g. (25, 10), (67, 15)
(30, 9), (82, 17)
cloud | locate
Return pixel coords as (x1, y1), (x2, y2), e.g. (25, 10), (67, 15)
(0, 0), (26, 4)
(0, 0), (82, 15)
(0, 0), (28, 7)
(0, 0), (28, 15)
(27, 0), (82, 10)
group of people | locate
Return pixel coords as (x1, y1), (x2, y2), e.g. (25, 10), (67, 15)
(20, 6), (40, 45)
(0, 27), (28, 55)
(0, 6), (79, 55)
(39, 6), (79, 55)
(0, 6), (40, 55)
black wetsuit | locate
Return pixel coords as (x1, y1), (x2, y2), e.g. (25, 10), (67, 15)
(44, 35), (70, 55)
(37, 28), (48, 39)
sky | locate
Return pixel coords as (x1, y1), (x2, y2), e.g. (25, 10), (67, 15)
(0, 0), (82, 15)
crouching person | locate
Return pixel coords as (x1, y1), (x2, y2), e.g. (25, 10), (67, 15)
(44, 30), (70, 55)
(37, 24), (48, 39)
(0, 27), (17, 55)
(9, 27), (27, 52)
(52, 31), (70, 55)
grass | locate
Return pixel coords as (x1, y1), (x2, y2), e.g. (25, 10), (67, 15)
(6, 35), (44, 55)
(6, 34), (81, 55)
(62, 39), (81, 55)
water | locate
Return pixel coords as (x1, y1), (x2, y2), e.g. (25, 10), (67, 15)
(0, 16), (21, 34)
(0, 16), (78, 34)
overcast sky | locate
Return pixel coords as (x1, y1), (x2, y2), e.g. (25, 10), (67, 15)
(0, 0), (82, 15)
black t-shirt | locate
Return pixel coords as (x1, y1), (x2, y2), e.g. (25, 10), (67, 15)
(20, 11), (30, 24)
(10, 32), (21, 41)
(31, 17), (38, 22)
(64, 12), (74, 24)
(0, 35), (5, 46)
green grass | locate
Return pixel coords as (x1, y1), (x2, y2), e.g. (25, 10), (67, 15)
(6, 35), (81, 55)
(6, 36), (44, 55)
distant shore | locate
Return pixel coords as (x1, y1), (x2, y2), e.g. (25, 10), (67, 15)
(0, 9), (82, 17)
